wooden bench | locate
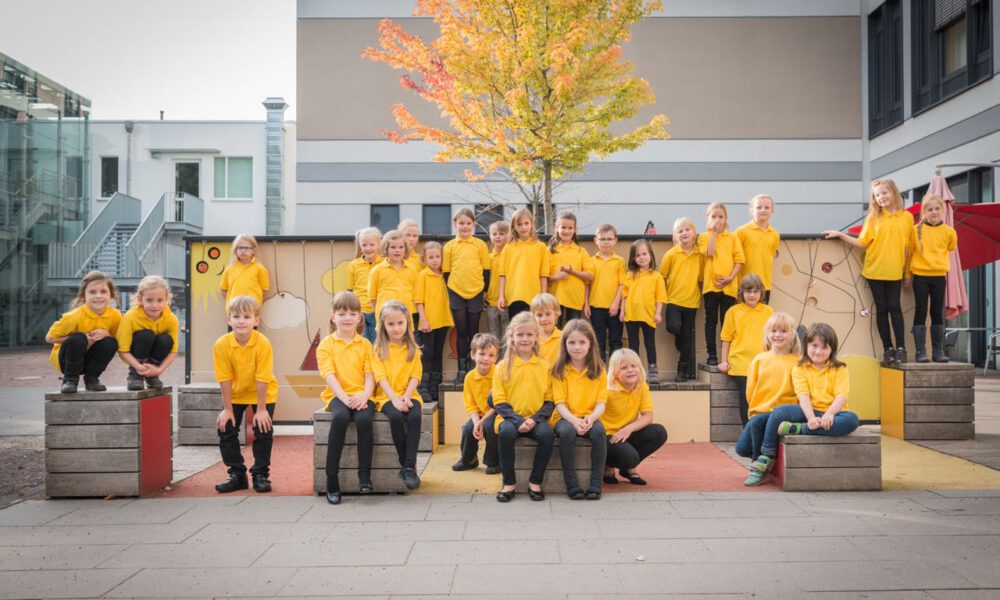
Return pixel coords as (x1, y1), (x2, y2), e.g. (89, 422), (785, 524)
(881, 362), (975, 441)
(312, 402), (438, 494)
(509, 436), (595, 492)
(771, 430), (882, 491)
(176, 383), (245, 445)
(699, 364), (743, 442)
(45, 387), (173, 498)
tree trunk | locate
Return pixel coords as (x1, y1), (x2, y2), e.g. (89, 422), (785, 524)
(543, 160), (553, 235)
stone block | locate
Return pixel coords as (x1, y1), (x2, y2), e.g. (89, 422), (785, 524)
(780, 467), (882, 492)
(45, 425), (139, 449)
(903, 387), (974, 405)
(904, 422), (975, 440)
(46, 472), (140, 497)
(178, 410), (223, 428)
(904, 404), (975, 423)
(45, 400), (139, 425)
(710, 390), (739, 408)
(777, 431), (881, 492)
(710, 424), (742, 442)
(46, 449), (139, 473)
(781, 442), (881, 468)
(178, 393), (223, 410)
(710, 407), (742, 425)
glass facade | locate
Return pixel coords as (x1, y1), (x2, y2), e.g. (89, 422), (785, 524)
(1, 52), (91, 346)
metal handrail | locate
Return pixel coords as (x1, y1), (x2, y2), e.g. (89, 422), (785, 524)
(126, 193), (168, 274)
(72, 192), (141, 246)
(173, 192), (204, 230)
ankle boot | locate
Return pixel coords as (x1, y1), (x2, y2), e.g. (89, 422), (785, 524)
(127, 367), (145, 391)
(931, 325), (949, 363)
(646, 364), (659, 385)
(83, 375), (106, 392)
(214, 470), (248, 493)
(675, 362), (688, 383)
(912, 326), (930, 363)
(60, 376), (79, 394)
(251, 472), (272, 493)
(417, 372), (431, 402)
(143, 359), (163, 389)
(454, 358), (468, 386)
(429, 372), (443, 403)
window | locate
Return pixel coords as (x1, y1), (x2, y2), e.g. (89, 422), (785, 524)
(371, 204), (399, 230)
(422, 204), (452, 235)
(912, 0), (992, 113)
(100, 156), (118, 198)
(214, 157), (252, 198)
(176, 162), (200, 197)
(475, 203), (504, 234)
(868, 0), (903, 136)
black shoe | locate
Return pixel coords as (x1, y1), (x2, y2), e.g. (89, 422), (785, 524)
(83, 375), (106, 392)
(707, 355), (719, 367)
(567, 487), (585, 500)
(882, 347), (896, 365)
(60, 376), (79, 394)
(895, 347), (907, 365)
(452, 459), (479, 471)
(359, 481), (375, 494)
(620, 470), (647, 485)
(484, 465), (501, 475)
(145, 375), (163, 389)
(326, 491), (342, 504)
(675, 363), (688, 383)
(252, 473), (272, 493)
(215, 472), (249, 493)
(602, 473), (620, 485)
(585, 487), (602, 500)
(528, 487), (545, 501)
(496, 489), (515, 503)
(126, 369), (144, 391)
(399, 468), (421, 490)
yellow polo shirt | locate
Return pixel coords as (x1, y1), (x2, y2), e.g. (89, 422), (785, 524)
(499, 239), (550, 305)
(792, 362), (850, 413)
(404, 252), (423, 273)
(720, 302), (774, 376)
(603, 380), (653, 436)
(697, 230), (745, 298)
(736, 221), (780, 290)
(590, 252), (625, 310)
(858, 209), (914, 281)
(212, 330), (278, 405)
(622, 269), (668, 327)
(908, 223), (957, 277)
(414, 268), (455, 329)
(371, 342), (423, 410)
(486, 248), (504, 306)
(47, 305), (123, 371)
(746, 351), (799, 417)
(368, 261), (418, 315)
(443, 236), (490, 299)
(348, 256), (382, 314)
(317, 332), (373, 407)
(539, 327), (562, 365)
(116, 305), (180, 353)
(220, 258), (269, 306)
(463, 366), (495, 414)
(552, 365), (608, 423)
(548, 243), (594, 311)
(492, 354), (553, 431)
(659, 244), (703, 309)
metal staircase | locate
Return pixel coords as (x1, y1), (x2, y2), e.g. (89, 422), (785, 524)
(87, 223), (138, 275)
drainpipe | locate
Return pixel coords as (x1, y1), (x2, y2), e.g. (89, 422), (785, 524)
(124, 121), (134, 196)
(261, 97), (287, 236)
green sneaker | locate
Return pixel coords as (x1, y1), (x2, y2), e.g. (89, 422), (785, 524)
(777, 421), (802, 436)
(744, 469), (768, 486)
(750, 455), (773, 473)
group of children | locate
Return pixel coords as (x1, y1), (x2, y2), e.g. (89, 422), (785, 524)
(45, 176), (957, 496)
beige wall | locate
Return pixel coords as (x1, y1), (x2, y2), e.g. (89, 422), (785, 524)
(297, 17), (861, 141)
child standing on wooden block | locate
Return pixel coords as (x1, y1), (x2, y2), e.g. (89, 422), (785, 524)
(736, 194), (780, 304)
(117, 275), (179, 391)
(532, 292), (563, 365)
(213, 296), (279, 494)
(219, 234), (269, 315)
(452, 333), (501, 474)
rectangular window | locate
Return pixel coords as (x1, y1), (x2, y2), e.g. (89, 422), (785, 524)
(214, 157), (252, 198)
(100, 156), (118, 198)
(912, 0), (992, 114)
(475, 203), (504, 235)
(422, 204), (452, 235)
(869, 0), (903, 136)
(371, 204), (399, 230)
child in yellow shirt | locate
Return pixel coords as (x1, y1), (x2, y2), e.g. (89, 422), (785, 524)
(588, 224), (625, 363)
(368, 229), (418, 319)
(621, 239), (667, 384)
(219, 233), (270, 312)
(317, 291), (377, 504)
(547, 211), (594, 324)
(443, 208), (491, 385)
(398, 218), (423, 272)
(698, 203), (745, 366)
(531, 292), (562, 364)
(117, 275), (179, 391)
(347, 227), (382, 343)
(46, 270), (122, 393)
(736, 194), (780, 304)
(212, 296), (279, 493)
(498, 208), (550, 319)
(907, 193), (958, 363)
(719, 274), (774, 425)
(371, 300), (424, 490)
(602, 348), (667, 485)
(485, 221), (511, 342)
(415, 241), (454, 402)
(660, 217), (703, 382)
(452, 333), (501, 473)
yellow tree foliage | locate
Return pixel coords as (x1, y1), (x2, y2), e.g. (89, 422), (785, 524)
(363, 0), (669, 231)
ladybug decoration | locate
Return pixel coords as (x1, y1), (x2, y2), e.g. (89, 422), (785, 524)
(196, 261), (209, 273)
(821, 262), (833, 273)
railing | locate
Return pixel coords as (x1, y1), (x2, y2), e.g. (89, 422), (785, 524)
(72, 192), (141, 247)
(47, 242), (99, 278)
(123, 193), (168, 276)
(173, 192), (204, 231)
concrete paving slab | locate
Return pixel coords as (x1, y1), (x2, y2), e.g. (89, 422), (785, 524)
(104, 567), (297, 598)
(788, 559), (977, 592)
(596, 517), (744, 539)
(0, 501), (80, 526)
(557, 538), (715, 563)
(0, 544), (127, 570)
(452, 563), (621, 595)
(783, 495), (935, 516)
(326, 520), (466, 542)
(46, 499), (213, 526)
(410, 540), (557, 565)
(571, 595), (751, 600)
(911, 496), (1000, 514)
(186, 522), (334, 545)
(463, 518), (602, 540)
(703, 536), (859, 563)
(931, 489), (1000, 497)
(0, 522), (207, 546)
(0, 568), (137, 600)
(426, 500), (552, 520)
(616, 561), (801, 594)
(299, 499), (431, 523)
(393, 596), (564, 600)
(941, 559), (1000, 587)
(669, 498), (807, 518)
(859, 514), (1000, 536)
(171, 497), (314, 524)
(772, 593), (934, 600)
(257, 541), (413, 567)
(276, 565), (454, 596)
(847, 534), (1000, 561)
(98, 542), (268, 569)
(549, 499), (679, 520)
(734, 516), (875, 538)
(927, 591), (1000, 599)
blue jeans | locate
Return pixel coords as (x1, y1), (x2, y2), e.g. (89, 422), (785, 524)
(760, 404), (860, 457)
(363, 312), (376, 344)
(735, 413), (770, 461)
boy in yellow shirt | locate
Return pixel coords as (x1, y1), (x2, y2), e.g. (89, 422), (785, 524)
(531, 293), (562, 364)
(452, 333), (502, 473)
(588, 224), (625, 363)
(736, 194), (780, 304)
(213, 296), (279, 493)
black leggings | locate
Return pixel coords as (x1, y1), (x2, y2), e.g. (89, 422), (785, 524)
(381, 402), (422, 468)
(591, 307), (623, 362)
(665, 304), (697, 368)
(130, 329), (174, 362)
(418, 326), (449, 373)
(449, 291), (483, 360)
(626, 321), (657, 365)
(498, 420), (554, 486)
(218, 403), (275, 476)
(326, 399), (375, 492)
(731, 375), (748, 426)
(867, 278), (905, 348)
(703, 292), (735, 356)
(58, 333), (117, 377)
(507, 300), (530, 319)
(555, 419), (607, 491)
(559, 307), (583, 327)
(606, 423), (668, 471)
(912, 275), (946, 327)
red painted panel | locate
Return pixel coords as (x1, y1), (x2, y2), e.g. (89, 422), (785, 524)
(771, 444), (786, 489)
(140, 394), (173, 495)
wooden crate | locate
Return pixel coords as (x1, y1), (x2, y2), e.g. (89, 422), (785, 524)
(881, 363), (975, 441)
(772, 430), (882, 492)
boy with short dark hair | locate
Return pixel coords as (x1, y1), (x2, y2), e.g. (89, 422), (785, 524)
(452, 333), (502, 474)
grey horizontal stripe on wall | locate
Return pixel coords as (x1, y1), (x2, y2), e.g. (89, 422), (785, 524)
(872, 104), (1000, 177)
(297, 161), (862, 182)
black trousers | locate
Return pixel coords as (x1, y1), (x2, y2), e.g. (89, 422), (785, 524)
(326, 399), (375, 492)
(731, 375), (749, 426)
(555, 419), (608, 491)
(665, 304), (697, 369)
(218, 402), (276, 476)
(130, 329), (174, 362)
(381, 402), (422, 468)
(606, 423), (668, 471)
(559, 306), (583, 327)
(591, 307), (623, 362)
(498, 420), (554, 486)
(626, 321), (657, 365)
(460, 414), (498, 466)
(449, 290), (483, 360)
(867, 278), (905, 348)
(703, 292), (735, 357)
(418, 326), (449, 373)
(507, 300), (530, 319)
(763, 290), (771, 305)
(912, 275), (946, 327)
(58, 333), (118, 377)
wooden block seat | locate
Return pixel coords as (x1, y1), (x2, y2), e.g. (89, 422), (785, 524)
(699, 363), (742, 442)
(882, 363), (975, 441)
(45, 387), (173, 498)
(313, 402), (438, 494)
(177, 383), (245, 446)
(771, 430), (882, 492)
(508, 436), (598, 492)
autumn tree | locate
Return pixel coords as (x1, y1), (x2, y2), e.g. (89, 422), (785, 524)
(363, 0), (669, 232)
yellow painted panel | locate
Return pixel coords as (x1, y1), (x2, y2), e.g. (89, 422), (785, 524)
(880, 367), (905, 440)
(442, 391), (467, 446)
(881, 435), (1000, 489)
(650, 390), (711, 443)
(432, 408), (439, 450)
(842, 355), (881, 421)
